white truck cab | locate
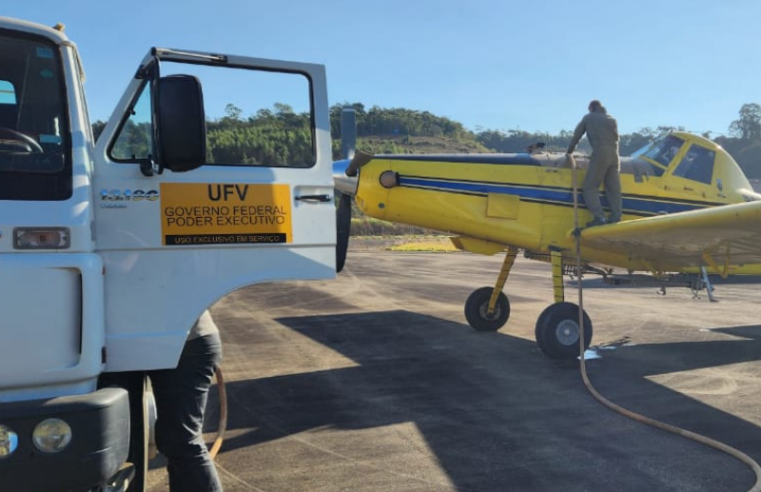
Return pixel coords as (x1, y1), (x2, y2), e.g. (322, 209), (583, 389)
(0, 16), (336, 491)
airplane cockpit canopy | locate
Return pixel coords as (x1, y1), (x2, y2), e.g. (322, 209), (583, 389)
(634, 134), (716, 185)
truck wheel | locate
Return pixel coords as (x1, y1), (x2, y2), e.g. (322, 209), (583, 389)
(97, 371), (148, 492)
(126, 373), (149, 492)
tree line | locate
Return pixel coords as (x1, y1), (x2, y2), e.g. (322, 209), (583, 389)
(92, 102), (761, 178)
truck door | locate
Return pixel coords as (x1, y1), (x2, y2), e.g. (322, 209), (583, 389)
(94, 49), (335, 371)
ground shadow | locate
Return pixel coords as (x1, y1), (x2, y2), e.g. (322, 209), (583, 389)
(210, 310), (761, 492)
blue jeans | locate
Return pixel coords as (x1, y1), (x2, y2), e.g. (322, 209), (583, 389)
(148, 333), (223, 492)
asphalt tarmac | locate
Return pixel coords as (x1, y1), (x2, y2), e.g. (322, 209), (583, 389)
(148, 250), (761, 492)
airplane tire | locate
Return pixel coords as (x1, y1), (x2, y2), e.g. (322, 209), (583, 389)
(535, 302), (592, 359)
(464, 287), (510, 332)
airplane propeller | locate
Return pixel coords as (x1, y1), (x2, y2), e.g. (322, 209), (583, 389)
(334, 106), (359, 273)
(335, 189), (352, 272)
(330, 106), (395, 272)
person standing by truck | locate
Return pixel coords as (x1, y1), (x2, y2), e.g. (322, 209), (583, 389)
(148, 310), (224, 492)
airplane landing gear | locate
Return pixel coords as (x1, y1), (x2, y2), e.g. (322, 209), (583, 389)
(535, 302), (592, 359)
(464, 287), (510, 331)
(464, 247), (518, 332)
(462, 247), (594, 360)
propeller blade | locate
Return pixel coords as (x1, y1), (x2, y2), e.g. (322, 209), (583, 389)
(341, 106), (356, 160)
(336, 191), (352, 273)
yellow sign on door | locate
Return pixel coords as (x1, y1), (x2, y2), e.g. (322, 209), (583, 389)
(160, 183), (292, 246)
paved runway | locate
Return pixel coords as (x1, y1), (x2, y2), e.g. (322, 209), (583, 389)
(148, 251), (761, 491)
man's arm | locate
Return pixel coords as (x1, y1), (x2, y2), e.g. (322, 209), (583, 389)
(567, 116), (587, 154)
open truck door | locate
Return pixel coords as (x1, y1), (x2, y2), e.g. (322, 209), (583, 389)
(94, 48), (335, 372)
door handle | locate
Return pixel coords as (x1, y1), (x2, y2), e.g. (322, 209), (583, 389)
(295, 194), (332, 202)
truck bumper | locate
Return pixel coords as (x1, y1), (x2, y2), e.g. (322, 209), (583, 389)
(0, 387), (130, 492)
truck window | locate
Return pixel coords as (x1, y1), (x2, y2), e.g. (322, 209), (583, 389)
(0, 31), (71, 200)
(110, 80), (152, 161)
(0, 80), (16, 104)
(110, 61), (315, 168)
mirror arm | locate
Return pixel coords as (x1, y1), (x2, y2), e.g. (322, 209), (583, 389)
(137, 155), (161, 177)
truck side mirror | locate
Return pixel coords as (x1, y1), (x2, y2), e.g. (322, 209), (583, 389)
(155, 75), (206, 173)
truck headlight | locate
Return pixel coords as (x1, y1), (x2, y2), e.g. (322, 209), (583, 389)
(0, 425), (18, 458)
(33, 418), (72, 453)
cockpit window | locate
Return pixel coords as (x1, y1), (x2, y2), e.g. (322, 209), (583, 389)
(672, 144), (715, 184)
(641, 135), (685, 167)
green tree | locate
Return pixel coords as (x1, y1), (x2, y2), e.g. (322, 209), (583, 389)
(729, 103), (761, 141)
(224, 103), (242, 120)
(92, 120), (106, 142)
(94, 101), (761, 172)
(738, 143), (761, 178)
(110, 120), (151, 159)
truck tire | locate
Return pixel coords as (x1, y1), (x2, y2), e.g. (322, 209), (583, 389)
(99, 372), (149, 492)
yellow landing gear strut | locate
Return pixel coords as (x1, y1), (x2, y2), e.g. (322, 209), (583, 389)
(463, 247), (518, 332)
(550, 248), (565, 304)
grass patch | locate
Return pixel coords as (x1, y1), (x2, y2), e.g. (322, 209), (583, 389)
(387, 238), (459, 252)
(351, 217), (434, 236)
(347, 215), (461, 252)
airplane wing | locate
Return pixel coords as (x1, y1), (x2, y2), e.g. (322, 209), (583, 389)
(579, 200), (761, 272)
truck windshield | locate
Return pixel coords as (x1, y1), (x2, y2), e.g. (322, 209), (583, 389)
(0, 30), (71, 200)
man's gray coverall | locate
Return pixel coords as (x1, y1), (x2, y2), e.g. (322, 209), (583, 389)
(567, 107), (622, 222)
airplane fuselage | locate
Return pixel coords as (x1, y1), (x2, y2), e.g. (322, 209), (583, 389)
(354, 132), (757, 272)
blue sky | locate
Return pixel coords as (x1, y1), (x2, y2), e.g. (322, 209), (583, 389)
(3, 0), (760, 135)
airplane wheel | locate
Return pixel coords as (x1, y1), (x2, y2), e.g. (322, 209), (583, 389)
(535, 302), (592, 359)
(464, 287), (510, 332)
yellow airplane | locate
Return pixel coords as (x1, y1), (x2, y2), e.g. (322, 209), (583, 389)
(333, 128), (761, 360)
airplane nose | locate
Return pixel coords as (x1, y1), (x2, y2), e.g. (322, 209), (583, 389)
(333, 159), (358, 195)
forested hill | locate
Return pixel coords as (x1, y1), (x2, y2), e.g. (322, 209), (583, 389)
(329, 102), (761, 179)
(93, 102), (761, 179)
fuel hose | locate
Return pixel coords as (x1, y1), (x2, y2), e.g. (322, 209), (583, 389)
(568, 154), (761, 492)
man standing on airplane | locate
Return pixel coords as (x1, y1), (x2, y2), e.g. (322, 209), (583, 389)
(566, 100), (622, 227)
